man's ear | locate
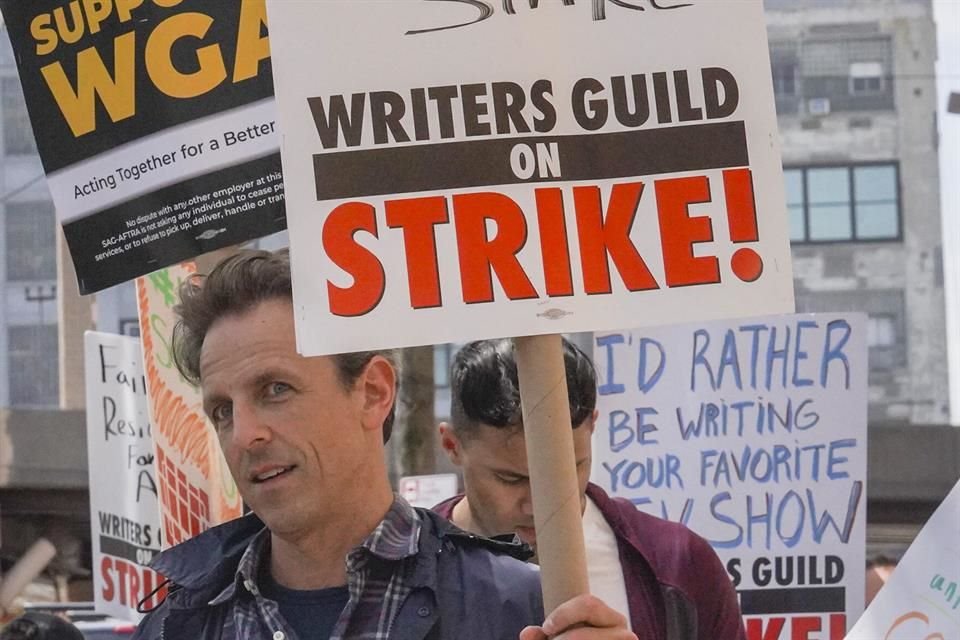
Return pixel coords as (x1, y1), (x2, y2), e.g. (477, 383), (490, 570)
(359, 356), (397, 435)
(587, 409), (599, 435)
(439, 422), (465, 465)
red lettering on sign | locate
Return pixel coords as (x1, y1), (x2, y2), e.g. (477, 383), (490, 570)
(453, 192), (538, 304)
(723, 167), (764, 282)
(385, 196), (448, 309)
(746, 614), (847, 640)
(324, 202), (385, 317)
(318, 170), (765, 315)
(792, 615), (821, 640)
(574, 182), (657, 295)
(746, 616), (785, 640)
(829, 614), (846, 639)
(101, 557), (115, 603)
(100, 556), (167, 611)
(655, 175), (719, 287)
(535, 187), (574, 297)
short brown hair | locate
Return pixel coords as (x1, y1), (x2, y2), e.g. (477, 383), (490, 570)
(172, 248), (399, 440)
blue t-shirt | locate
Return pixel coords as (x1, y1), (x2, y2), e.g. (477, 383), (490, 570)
(261, 572), (350, 640)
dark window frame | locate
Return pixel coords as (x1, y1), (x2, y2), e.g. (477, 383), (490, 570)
(785, 161), (902, 244)
(7, 323), (59, 407)
(867, 312), (897, 348)
(772, 60), (799, 97)
(2, 76), (38, 155)
(5, 201), (57, 280)
(849, 62), (886, 96)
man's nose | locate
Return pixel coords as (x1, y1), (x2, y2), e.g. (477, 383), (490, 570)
(519, 488), (535, 517)
(230, 401), (272, 450)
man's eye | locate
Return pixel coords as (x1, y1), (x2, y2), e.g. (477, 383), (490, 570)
(266, 382), (291, 397)
(211, 403), (233, 425)
(496, 474), (526, 486)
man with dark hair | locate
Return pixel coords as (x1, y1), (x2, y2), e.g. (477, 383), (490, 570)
(0, 613), (83, 640)
(134, 248), (636, 640)
(436, 337), (746, 640)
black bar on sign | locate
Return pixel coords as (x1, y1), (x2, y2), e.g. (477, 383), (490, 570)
(99, 535), (158, 566)
(739, 587), (846, 615)
(313, 121), (748, 201)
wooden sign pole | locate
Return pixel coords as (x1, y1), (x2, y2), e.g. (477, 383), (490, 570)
(514, 333), (590, 612)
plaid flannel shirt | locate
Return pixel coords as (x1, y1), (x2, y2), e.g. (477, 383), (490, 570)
(208, 496), (422, 640)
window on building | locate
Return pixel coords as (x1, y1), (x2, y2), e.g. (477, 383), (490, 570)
(808, 168), (853, 241)
(849, 62), (884, 95)
(2, 77), (37, 155)
(854, 165), (899, 238)
(867, 314), (896, 348)
(800, 35), (893, 111)
(784, 163), (900, 243)
(866, 312), (903, 371)
(5, 201), (57, 280)
(8, 324), (58, 407)
(769, 41), (801, 115)
(772, 60), (798, 96)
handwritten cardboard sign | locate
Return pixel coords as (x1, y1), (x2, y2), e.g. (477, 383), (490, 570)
(136, 264), (242, 548)
(846, 477), (960, 640)
(592, 313), (867, 640)
(0, 0), (285, 293)
(83, 332), (164, 621)
(265, 0), (795, 355)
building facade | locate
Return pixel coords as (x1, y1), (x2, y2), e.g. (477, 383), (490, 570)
(766, 0), (950, 426)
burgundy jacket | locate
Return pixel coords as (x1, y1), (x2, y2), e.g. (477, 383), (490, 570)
(433, 483), (746, 640)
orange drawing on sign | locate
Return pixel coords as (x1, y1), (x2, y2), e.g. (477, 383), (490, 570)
(137, 273), (213, 478)
(885, 611), (944, 640)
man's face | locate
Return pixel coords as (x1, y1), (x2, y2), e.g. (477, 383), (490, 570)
(199, 299), (387, 537)
(442, 416), (596, 551)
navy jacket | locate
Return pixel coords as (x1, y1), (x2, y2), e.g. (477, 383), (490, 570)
(133, 509), (544, 640)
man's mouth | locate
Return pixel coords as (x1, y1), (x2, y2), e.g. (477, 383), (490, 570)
(251, 465), (296, 483)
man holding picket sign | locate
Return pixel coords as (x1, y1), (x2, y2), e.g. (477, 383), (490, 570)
(132, 249), (635, 640)
(435, 338), (746, 640)
(263, 0), (795, 630)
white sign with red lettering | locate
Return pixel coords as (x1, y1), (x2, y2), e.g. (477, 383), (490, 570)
(84, 332), (165, 622)
(266, 0), (794, 355)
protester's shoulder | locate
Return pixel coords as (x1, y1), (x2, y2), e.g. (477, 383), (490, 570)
(623, 502), (718, 567)
(420, 507), (534, 563)
(592, 487), (743, 637)
(151, 512), (263, 586)
(419, 508), (541, 593)
(418, 511), (544, 637)
(589, 484), (726, 584)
